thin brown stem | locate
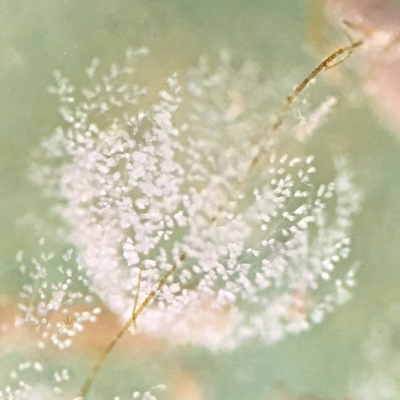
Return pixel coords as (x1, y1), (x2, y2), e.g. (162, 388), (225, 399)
(77, 253), (186, 399)
(245, 38), (362, 176)
(271, 39), (362, 132)
(132, 268), (142, 331)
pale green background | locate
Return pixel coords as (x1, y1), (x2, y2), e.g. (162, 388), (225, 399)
(1, 0), (400, 398)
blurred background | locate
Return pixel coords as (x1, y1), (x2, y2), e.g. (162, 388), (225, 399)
(2, 0), (400, 398)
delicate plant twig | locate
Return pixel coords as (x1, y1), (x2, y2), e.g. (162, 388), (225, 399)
(271, 38), (362, 132)
(77, 253), (186, 399)
(247, 37), (363, 173)
(132, 268), (142, 332)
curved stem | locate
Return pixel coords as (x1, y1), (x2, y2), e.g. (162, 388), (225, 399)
(246, 39), (363, 175)
(76, 253), (186, 399)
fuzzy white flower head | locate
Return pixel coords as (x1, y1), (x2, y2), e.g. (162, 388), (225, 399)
(32, 49), (362, 351)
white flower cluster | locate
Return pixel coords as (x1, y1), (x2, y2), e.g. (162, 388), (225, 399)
(0, 361), (70, 400)
(16, 239), (101, 350)
(31, 48), (362, 351)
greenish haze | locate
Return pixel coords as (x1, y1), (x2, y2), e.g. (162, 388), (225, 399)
(2, 1), (400, 399)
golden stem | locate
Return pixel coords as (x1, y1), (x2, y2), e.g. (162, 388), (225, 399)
(77, 253), (186, 399)
(132, 268), (142, 331)
(246, 38), (363, 175)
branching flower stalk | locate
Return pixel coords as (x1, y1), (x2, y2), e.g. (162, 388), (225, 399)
(72, 39), (362, 399)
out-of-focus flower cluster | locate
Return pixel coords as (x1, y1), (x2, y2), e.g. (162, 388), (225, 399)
(115, 384), (167, 400)
(16, 238), (100, 350)
(29, 48), (362, 351)
(350, 304), (400, 400)
(0, 360), (71, 400)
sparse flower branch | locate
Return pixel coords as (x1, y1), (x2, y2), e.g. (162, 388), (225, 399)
(16, 240), (101, 351)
